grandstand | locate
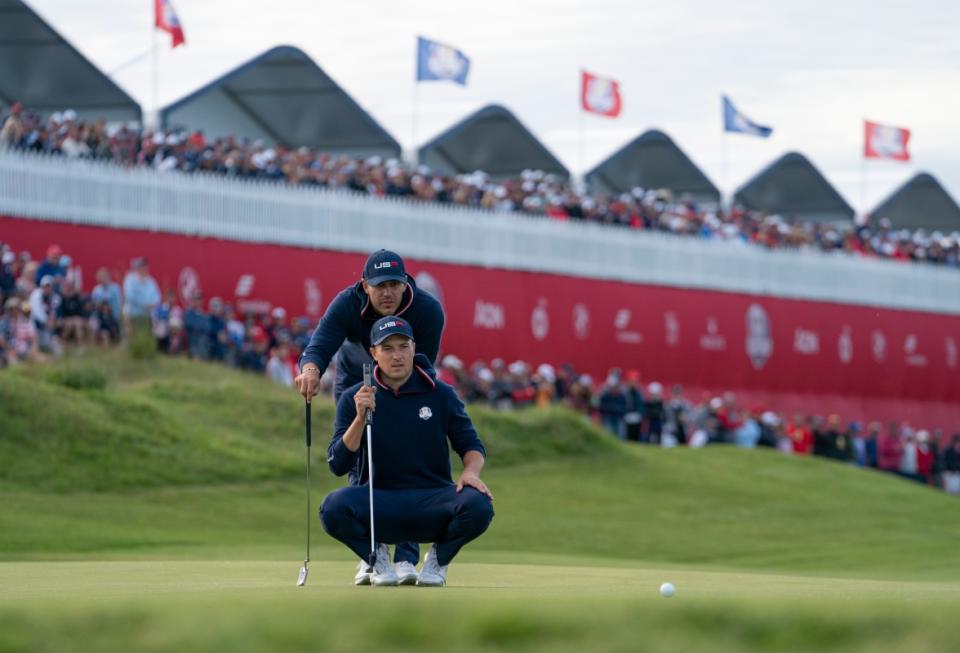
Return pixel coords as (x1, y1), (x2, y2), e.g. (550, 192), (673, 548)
(1, 1), (959, 430)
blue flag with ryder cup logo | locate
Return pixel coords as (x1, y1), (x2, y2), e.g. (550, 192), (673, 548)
(417, 36), (470, 85)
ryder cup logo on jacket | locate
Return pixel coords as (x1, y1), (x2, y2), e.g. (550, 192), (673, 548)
(419, 406), (433, 420)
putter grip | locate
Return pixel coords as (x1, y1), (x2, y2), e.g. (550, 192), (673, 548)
(305, 401), (311, 447)
(362, 363), (372, 425)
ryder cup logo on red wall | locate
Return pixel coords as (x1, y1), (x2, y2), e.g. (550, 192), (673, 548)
(745, 304), (772, 370)
(531, 299), (550, 341)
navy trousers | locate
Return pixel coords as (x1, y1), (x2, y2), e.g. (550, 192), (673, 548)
(320, 485), (494, 567)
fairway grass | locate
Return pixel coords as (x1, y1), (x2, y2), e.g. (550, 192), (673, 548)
(2, 558), (959, 653)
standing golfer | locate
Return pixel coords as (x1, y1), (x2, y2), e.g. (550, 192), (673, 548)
(295, 249), (444, 583)
(320, 316), (494, 587)
(295, 249), (444, 402)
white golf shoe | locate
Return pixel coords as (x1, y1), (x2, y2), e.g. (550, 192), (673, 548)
(370, 544), (400, 586)
(395, 561), (419, 586)
(416, 545), (448, 587)
(354, 560), (372, 586)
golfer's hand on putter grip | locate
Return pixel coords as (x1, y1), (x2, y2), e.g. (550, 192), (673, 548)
(354, 384), (376, 417)
(295, 366), (321, 402)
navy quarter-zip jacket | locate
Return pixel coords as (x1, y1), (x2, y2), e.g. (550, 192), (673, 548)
(298, 276), (444, 396)
(327, 355), (485, 490)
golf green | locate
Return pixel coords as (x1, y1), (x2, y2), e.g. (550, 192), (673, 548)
(2, 353), (959, 652)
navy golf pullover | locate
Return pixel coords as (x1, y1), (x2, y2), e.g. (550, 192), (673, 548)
(299, 276), (444, 393)
(327, 355), (485, 489)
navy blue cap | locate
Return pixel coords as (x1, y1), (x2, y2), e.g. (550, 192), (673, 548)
(370, 316), (415, 346)
(363, 249), (406, 286)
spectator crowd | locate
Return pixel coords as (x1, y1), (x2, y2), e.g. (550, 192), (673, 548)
(433, 357), (960, 495)
(3, 237), (959, 496)
(2, 102), (958, 270)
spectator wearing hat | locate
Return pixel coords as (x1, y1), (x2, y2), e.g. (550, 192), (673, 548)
(596, 370), (627, 438)
(123, 257), (161, 340)
(34, 245), (65, 286)
(915, 430), (936, 485)
(28, 275), (61, 356)
(622, 371), (645, 442)
(9, 298), (43, 363)
(295, 249), (445, 578)
(0, 250), (17, 299)
(664, 384), (690, 445)
(644, 382), (666, 444)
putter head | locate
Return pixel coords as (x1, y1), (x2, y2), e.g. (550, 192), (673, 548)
(296, 563), (308, 587)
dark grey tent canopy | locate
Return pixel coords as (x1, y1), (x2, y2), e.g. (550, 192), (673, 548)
(0, 0), (140, 122)
(418, 104), (569, 180)
(585, 129), (720, 205)
(161, 46), (400, 157)
(734, 152), (854, 222)
(871, 172), (960, 232)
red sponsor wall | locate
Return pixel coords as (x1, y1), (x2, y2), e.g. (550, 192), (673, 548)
(4, 216), (960, 429)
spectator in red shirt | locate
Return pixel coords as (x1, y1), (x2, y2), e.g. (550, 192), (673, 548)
(877, 422), (904, 473)
(915, 429), (935, 484)
(786, 413), (813, 455)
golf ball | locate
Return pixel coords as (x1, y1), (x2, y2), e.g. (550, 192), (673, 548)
(659, 582), (676, 598)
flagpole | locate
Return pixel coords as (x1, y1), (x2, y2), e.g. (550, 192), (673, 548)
(411, 81), (420, 166)
(577, 70), (585, 188)
(721, 130), (729, 208)
(151, 16), (158, 129)
(859, 118), (867, 224)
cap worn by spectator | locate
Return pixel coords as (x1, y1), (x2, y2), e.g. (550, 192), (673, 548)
(2, 252), (14, 264)
(363, 249), (406, 286)
(4, 297), (19, 309)
(47, 244), (62, 258)
(40, 275), (54, 287)
(271, 306), (286, 320)
(370, 316), (414, 345)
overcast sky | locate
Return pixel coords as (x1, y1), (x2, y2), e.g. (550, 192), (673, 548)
(28, 0), (960, 214)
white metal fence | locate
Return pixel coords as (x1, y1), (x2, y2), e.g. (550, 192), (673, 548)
(2, 149), (959, 315)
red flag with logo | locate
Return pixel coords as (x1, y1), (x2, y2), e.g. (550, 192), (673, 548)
(864, 120), (910, 161)
(155, 0), (186, 49)
(581, 71), (622, 118)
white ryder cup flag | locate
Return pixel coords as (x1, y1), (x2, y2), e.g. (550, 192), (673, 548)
(417, 36), (470, 85)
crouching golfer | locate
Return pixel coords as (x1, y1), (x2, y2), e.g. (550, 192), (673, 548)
(320, 316), (494, 587)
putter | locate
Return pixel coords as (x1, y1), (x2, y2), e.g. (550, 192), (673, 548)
(296, 400), (312, 587)
(363, 363), (376, 572)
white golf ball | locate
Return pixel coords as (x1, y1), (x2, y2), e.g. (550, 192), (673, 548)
(659, 582), (676, 598)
